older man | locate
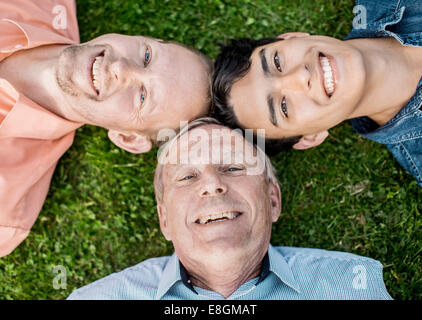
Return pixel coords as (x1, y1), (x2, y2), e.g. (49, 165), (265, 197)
(0, 0), (212, 256)
(68, 118), (391, 300)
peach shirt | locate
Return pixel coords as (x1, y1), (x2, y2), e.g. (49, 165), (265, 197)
(0, 0), (82, 256)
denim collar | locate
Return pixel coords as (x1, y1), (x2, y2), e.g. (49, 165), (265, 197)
(346, 1), (422, 143)
(351, 80), (422, 144)
(345, 4), (405, 43)
(155, 244), (300, 299)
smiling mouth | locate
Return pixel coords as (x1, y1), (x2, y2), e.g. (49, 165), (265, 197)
(195, 211), (242, 225)
(319, 52), (336, 97)
(90, 50), (105, 95)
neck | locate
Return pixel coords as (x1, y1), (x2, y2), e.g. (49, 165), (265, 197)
(346, 37), (422, 125)
(180, 249), (265, 298)
(0, 44), (85, 123)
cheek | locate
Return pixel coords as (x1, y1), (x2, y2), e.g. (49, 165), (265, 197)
(235, 179), (273, 222)
(291, 97), (344, 133)
(163, 190), (191, 229)
(289, 97), (322, 127)
(107, 92), (136, 114)
(232, 178), (266, 208)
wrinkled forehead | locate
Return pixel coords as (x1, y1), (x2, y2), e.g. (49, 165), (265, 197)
(160, 124), (266, 175)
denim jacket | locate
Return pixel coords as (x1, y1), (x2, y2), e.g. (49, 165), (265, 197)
(344, 0), (422, 186)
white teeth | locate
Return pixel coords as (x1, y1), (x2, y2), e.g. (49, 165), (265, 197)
(319, 56), (335, 96)
(93, 79), (99, 91)
(198, 211), (240, 224)
(324, 70), (332, 79)
(92, 56), (103, 92)
(199, 217), (207, 225)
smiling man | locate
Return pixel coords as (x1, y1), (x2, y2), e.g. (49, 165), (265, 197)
(67, 118), (391, 300)
(0, 0), (212, 256)
(212, 0), (422, 185)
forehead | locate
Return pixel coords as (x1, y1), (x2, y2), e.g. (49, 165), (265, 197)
(229, 45), (274, 133)
(141, 41), (211, 133)
(166, 124), (246, 161)
(161, 124), (262, 173)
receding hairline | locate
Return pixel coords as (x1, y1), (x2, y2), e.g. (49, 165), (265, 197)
(135, 39), (213, 146)
(157, 39), (213, 72)
(153, 117), (279, 204)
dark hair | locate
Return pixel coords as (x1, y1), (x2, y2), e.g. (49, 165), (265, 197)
(211, 38), (302, 155)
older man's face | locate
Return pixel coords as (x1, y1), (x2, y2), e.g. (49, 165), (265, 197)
(56, 34), (210, 136)
(157, 124), (281, 269)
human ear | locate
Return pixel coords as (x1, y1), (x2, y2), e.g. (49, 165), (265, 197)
(268, 182), (282, 223)
(157, 204), (172, 241)
(107, 129), (152, 154)
(277, 32), (310, 40)
(292, 130), (329, 150)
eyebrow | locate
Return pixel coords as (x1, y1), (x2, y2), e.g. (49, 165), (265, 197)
(259, 48), (278, 126)
(267, 94), (278, 126)
(259, 48), (270, 76)
(146, 78), (156, 113)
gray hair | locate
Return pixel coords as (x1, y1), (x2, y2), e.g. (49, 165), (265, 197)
(153, 117), (279, 204)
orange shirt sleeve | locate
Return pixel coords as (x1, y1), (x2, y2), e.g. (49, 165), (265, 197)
(0, 0), (80, 62)
(0, 0), (82, 256)
(0, 80), (15, 124)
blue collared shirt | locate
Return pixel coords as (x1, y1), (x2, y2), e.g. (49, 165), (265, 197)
(67, 245), (392, 300)
(345, 0), (422, 186)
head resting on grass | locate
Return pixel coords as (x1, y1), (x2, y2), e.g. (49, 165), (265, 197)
(153, 117), (281, 298)
(212, 32), (372, 153)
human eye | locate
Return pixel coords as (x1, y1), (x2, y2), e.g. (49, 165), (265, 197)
(273, 52), (282, 72)
(281, 97), (288, 118)
(144, 45), (151, 67)
(223, 165), (245, 174)
(140, 86), (147, 106)
(177, 172), (197, 182)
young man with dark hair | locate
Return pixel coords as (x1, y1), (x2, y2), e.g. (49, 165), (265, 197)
(212, 0), (422, 185)
(212, 37), (302, 155)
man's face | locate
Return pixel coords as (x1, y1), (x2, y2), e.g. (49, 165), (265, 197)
(157, 124), (280, 269)
(229, 35), (366, 138)
(56, 34), (210, 138)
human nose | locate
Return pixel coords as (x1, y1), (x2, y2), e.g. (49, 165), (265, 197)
(198, 169), (228, 197)
(275, 64), (311, 93)
(109, 58), (145, 88)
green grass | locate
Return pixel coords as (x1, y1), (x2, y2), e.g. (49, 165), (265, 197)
(0, 0), (421, 300)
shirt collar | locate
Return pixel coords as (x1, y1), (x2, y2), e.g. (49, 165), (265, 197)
(156, 245), (301, 299)
(179, 261), (198, 294)
(267, 244), (301, 293)
(0, 79), (82, 139)
(350, 82), (422, 143)
(344, 4), (406, 41)
(155, 252), (182, 300)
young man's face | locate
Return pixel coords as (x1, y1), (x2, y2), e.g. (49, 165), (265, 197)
(56, 34), (210, 140)
(229, 35), (366, 139)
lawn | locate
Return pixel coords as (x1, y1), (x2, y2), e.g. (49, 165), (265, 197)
(0, 0), (421, 300)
